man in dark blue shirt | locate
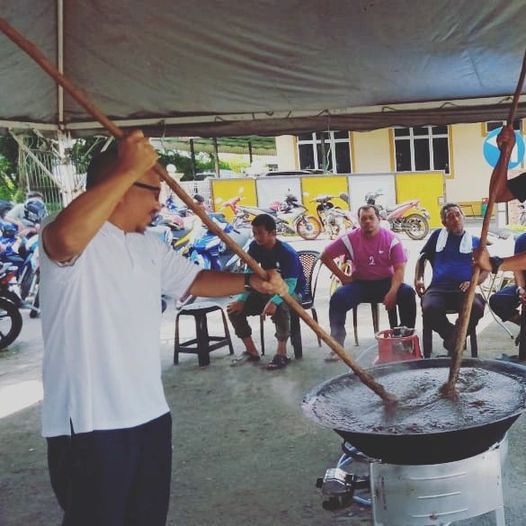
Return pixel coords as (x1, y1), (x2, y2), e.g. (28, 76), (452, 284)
(227, 214), (305, 369)
(415, 203), (488, 354)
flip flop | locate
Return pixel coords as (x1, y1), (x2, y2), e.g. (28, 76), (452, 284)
(266, 354), (290, 370)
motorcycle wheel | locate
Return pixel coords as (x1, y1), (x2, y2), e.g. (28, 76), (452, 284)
(30, 290), (40, 319)
(296, 215), (322, 240)
(404, 213), (430, 240)
(19, 267), (35, 300)
(0, 297), (23, 350)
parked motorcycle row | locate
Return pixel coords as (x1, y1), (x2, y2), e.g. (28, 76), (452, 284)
(219, 188), (430, 241)
(0, 213), (44, 350)
(0, 188), (430, 350)
(150, 195), (252, 272)
(221, 194), (322, 240)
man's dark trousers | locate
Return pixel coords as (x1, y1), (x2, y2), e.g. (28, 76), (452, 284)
(47, 412), (172, 526)
(329, 278), (416, 346)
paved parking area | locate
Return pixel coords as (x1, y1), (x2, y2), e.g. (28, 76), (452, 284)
(2, 225), (526, 525)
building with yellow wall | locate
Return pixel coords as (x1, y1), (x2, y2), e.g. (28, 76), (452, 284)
(275, 121), (525, 216)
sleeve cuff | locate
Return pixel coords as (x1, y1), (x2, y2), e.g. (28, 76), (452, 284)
(235, 292), (249, 302)
(270, 295), (284, 305)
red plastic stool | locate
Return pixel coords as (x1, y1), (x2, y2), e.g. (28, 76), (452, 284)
(374, 328), (422, 364)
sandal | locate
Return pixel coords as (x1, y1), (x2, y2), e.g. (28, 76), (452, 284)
(324, 352), (339, 362)
(266, 354), (290, 370)
(231, 351), (261, 366)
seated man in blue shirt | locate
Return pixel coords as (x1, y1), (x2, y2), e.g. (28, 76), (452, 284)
(415, 203), (488, 354)
(489, 232), (526, 328)
(227, 214), (305, 370)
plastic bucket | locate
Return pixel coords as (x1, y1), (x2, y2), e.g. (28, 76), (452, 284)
(375, 327), (422, 364)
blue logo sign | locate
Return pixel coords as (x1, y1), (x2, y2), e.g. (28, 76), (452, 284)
(483, 127), (525, 168)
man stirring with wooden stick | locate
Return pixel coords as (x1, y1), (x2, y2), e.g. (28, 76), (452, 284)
(39, 131), (286, 526)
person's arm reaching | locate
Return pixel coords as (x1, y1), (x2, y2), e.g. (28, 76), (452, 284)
(383, 262), (405, 310)
(320, 251), (353, 285)
(494, 125), (525, 202)
(414, 253), (427, 297)
(190, 269), (287, 298)
(43, 131), (158, 263)
(475, 248), (526, 274)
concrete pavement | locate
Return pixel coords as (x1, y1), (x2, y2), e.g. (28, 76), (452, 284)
(2, 227), (526, 525)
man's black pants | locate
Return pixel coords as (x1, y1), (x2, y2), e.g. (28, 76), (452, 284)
(421, 287), (485, 342)
(47, 412), (172, 526)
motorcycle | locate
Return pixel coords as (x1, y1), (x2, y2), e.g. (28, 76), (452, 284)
(17, 234), (40, 300)
(0, 262), (24, 350)
(187, 216), (252, 271)
(221, 195), (322, 240)
(0, 221), (41, 317)
(365, 189), (430, 240)
(312, 193), (356, 239)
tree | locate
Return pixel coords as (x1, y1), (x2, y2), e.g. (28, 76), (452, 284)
(0, 135), (19, 200)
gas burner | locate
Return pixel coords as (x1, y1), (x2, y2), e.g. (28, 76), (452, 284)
(317, 438), (508, 525)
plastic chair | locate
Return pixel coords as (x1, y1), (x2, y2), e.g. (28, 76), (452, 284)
(174, 300), (234, 366)
(422, 310), (478, 358)
(259, 250), (322, 358)
(352, 304), (398, 346)
(331, 255), (398, 346)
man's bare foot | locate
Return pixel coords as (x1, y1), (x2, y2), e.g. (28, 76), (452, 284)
(242, 336), (260, 357)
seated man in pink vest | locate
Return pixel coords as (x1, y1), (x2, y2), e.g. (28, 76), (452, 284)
(321, 205), (416, 356)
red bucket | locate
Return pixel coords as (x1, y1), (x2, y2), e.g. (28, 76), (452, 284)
(374, 328), (422, 364)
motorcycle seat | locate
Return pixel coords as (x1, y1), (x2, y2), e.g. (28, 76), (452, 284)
(260, 208), (278, 215)
(172, 228), (192, 240)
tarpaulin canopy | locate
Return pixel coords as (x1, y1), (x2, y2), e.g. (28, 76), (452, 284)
(1, 0), (526, 137)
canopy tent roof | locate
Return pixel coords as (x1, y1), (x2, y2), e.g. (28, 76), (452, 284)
(1, 0), (526, 137)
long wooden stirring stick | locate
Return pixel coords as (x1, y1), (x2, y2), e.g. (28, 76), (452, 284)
(441, 50), (526, 399)
(0, 17), (397, 404)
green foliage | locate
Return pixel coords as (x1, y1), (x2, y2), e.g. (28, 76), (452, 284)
(157, 150), (213, 181)
(68, 137), (107, 174)
(157, 149), (247, 180)
(0, 135), (19, 200)
(0, 134), (250, 203)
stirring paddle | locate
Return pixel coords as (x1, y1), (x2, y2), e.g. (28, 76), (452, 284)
(441, 50), (526, 399)
(0, 17), (397, 404)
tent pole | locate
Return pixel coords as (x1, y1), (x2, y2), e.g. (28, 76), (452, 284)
(189, 138), (196, 180)
(213, 137), (220, 177)
(56, 0), (64, 127)
(320, 133), (327, 171)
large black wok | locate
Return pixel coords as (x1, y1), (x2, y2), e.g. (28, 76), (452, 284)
(302, 358), (526, 465)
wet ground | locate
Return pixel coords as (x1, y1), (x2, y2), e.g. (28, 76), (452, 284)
(2, 229), (526, 525)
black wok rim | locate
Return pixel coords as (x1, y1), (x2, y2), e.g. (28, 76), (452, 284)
(302, 358), (526, 437)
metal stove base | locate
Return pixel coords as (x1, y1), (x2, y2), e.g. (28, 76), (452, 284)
(370, 440), (506, 526)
